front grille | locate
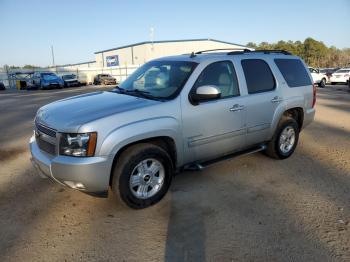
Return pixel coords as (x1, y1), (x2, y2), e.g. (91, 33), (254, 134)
(36, 123), (56, 137)
(37, 137), (56, 155)
(35, 123), (57, 155)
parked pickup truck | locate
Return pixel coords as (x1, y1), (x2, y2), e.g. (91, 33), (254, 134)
(30, 49), (315, 209)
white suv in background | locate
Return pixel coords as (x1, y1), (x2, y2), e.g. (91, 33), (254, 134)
(309, 67), (327, 88)
(330, 68), (350, 85)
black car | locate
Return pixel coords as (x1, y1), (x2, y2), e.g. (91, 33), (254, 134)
(0, 81), (5, 90)
(93, 74), (117, 85)
(61, 74), (80, 87)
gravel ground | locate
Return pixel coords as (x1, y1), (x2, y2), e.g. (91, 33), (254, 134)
(0, 85), (349, 262)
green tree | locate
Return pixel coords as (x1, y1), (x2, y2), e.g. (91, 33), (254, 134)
(246, 38), (349, 68)
(23, 64), (41, 69)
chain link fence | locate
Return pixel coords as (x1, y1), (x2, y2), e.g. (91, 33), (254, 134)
(0, 65), (140, 89)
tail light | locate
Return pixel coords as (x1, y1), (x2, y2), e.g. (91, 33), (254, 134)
(312, 84), (317, 108)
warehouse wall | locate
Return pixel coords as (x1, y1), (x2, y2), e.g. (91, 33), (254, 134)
(95, 40), (250, 67)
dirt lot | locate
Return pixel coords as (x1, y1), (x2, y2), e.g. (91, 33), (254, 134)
(0, 85), (349, 262)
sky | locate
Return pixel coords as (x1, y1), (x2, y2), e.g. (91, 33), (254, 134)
(0, 0), (349, 67)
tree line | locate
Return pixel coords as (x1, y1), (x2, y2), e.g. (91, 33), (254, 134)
(246, 38), (350, 68)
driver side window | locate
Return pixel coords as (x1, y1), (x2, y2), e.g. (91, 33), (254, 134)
(193, 61), (239, 98)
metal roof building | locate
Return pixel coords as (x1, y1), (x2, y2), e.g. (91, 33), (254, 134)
(94, 38), (251, 67)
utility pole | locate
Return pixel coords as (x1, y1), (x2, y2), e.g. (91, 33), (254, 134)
(150, 27), (154, 51)
(51, 45), (55, 67)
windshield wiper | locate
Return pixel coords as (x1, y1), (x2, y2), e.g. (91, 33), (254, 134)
(111, 87), (164, 101)
(125, 89), (164, 101)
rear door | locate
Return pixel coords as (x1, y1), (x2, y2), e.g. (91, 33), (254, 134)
(237, 58), (282, 146)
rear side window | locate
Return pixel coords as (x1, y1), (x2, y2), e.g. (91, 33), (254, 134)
(275, 59), (312, 87)
(241, 59), (275, 94)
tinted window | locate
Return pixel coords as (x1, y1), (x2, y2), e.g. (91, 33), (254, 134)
(241, 59), (275, 94)
(194, 61), (239, 98)
(275, 59), (312, 87)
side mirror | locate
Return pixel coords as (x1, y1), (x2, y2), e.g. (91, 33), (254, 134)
(190, 85), (221, 104)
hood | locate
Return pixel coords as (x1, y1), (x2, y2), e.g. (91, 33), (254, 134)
(36, 91), (159, 131)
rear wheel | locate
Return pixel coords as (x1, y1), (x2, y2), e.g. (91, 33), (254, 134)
(265, 116), (299, 159)
(111, 143), (173, 209)
(319, 78), (326, 88)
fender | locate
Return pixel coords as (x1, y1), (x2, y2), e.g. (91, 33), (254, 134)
(269, 95), (305, 138)
(99, 116), (183, 166)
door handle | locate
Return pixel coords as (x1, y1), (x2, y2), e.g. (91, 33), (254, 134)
(230, 104), (245, 112)
(271, 96), (283, 103)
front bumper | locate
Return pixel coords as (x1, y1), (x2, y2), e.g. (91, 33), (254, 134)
(29, 135), (112, 195)
(65, 81), (80, 87)
(42, 83), (63, 89)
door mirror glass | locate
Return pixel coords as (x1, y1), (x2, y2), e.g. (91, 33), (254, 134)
(190, 85), (221, 103)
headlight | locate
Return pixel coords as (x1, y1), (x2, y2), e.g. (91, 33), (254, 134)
(59, 132), (97, 157)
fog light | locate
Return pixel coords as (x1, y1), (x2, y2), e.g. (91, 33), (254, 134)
(64, 181), (86, 190)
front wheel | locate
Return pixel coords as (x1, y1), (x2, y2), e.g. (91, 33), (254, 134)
(265, 117), (299, 159)
(111, 143), (173, 209)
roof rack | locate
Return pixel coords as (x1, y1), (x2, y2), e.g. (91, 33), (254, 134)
(227, 49), (292, 55)
(194, 48), (251, 55)
(188, 48), (252, 58)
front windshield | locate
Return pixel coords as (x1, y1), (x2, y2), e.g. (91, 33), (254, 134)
(118, 60), (197, 100)
(42, 73), (58, 80)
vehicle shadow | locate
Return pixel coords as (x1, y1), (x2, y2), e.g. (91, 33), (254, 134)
(163, 120), (350, 261)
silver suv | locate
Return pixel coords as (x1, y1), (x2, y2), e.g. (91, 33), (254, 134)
(30, 49), (316, 208)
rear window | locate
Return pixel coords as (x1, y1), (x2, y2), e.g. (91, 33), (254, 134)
(241, 59), (275, 94)
(274, 59), (312, 87)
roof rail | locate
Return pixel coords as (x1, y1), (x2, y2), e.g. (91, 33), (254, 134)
(227, 49), (292, 55)
(194, 48), (251, 55)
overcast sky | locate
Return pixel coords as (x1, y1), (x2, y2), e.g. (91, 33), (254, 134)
(0, 0), (349, 67)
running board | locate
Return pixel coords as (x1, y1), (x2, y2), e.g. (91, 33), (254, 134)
(184, 144), (267, 171)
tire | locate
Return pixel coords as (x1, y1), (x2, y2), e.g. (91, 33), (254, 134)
(319, 78), (326, 88)
(39, 81), (44, 90)
(111, 143), (173, 209)
(265, 116), (299, 159)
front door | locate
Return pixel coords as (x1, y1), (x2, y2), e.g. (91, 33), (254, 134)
(181, 60), (246, 163)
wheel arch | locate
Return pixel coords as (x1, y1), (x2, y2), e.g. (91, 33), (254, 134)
(109, 136), (177, 186)
(270, 106), (304, 138)
(282, 107), (304, 130)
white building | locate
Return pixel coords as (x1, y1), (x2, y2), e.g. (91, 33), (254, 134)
(94, 38), (251, 67)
